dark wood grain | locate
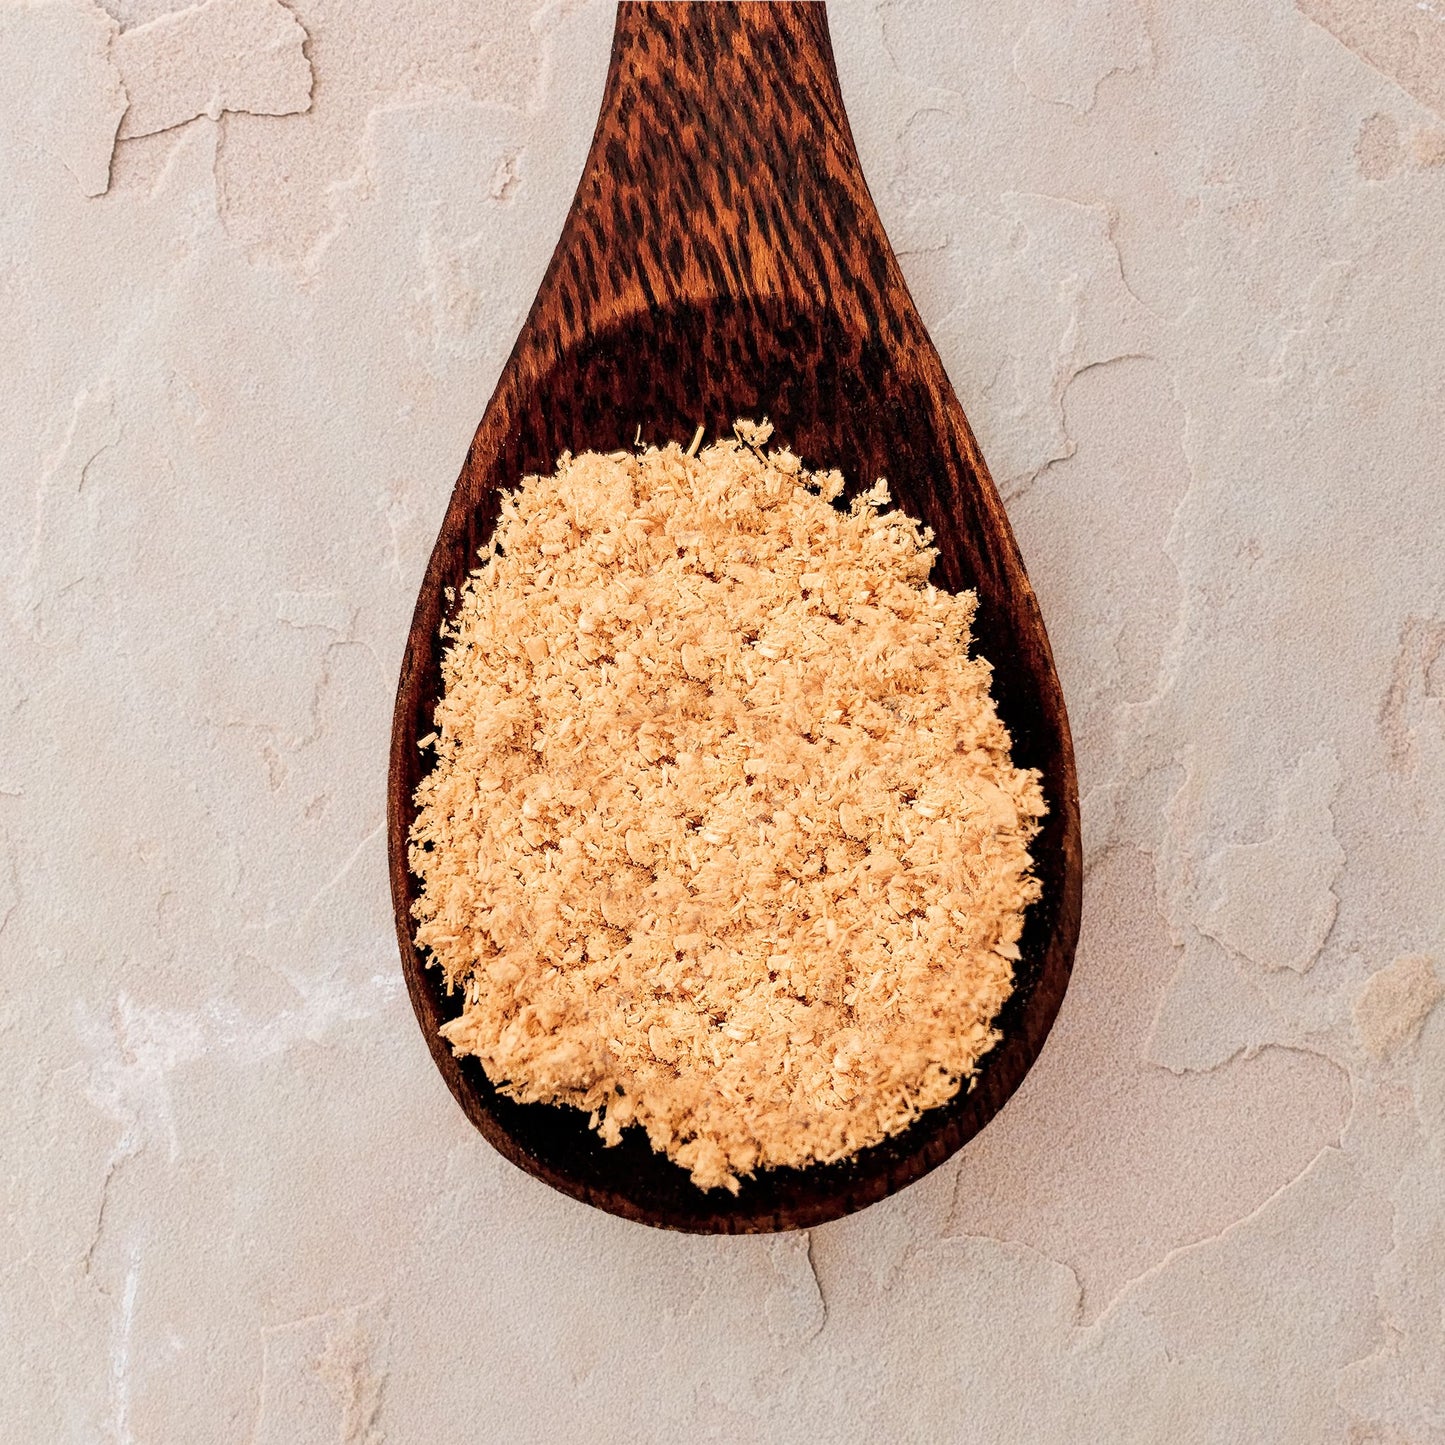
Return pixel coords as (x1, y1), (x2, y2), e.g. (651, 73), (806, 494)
(388, 0), (1081, 1232)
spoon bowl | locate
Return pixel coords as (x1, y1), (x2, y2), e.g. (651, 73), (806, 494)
(388, 0), (1081, 1232)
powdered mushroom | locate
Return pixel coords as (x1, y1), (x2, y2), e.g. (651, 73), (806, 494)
(410, 421), (1045, 1192)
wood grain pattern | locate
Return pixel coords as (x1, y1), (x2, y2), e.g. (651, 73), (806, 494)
(388, 0), (1082, 1232)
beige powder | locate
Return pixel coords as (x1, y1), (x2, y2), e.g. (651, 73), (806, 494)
(410, 422), (1045, 1191)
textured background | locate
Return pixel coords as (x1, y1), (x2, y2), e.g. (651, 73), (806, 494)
(3, 0), (1444, 1440)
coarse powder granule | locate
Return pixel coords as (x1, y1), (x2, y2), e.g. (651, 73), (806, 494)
(410, 421), (1046, 1192)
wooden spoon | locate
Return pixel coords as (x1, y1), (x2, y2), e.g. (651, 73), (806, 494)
(388, 0), (1081, 1232)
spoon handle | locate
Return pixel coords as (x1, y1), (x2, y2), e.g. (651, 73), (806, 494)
(542, 0), (887, 345)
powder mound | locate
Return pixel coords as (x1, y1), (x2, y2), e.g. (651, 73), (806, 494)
(410, 422), (1046, 1192)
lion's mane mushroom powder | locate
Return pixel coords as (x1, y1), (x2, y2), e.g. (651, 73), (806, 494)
(410, 421), (1046, 1192)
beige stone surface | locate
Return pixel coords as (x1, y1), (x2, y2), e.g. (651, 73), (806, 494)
(1355, 954), (1443, 1060)
(2, 0), (1443, 1439)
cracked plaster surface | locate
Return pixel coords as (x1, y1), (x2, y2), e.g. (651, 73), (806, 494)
(112, 0), (313, 141)
(2, 0), (1443, 1439)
